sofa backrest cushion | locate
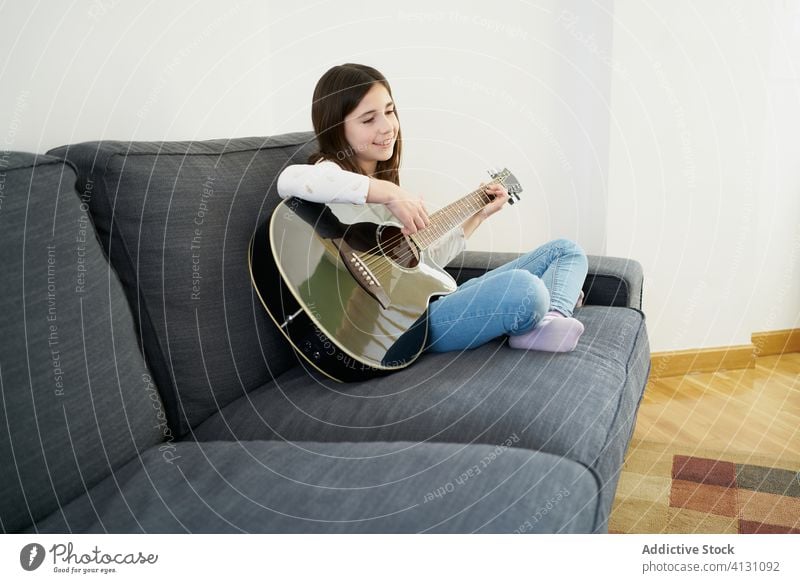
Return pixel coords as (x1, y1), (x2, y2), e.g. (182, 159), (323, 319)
(0, 153), (165, 533)
(46, 133), (318, 436)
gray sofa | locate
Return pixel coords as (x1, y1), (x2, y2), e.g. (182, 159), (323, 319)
(0, 132), (650, 533)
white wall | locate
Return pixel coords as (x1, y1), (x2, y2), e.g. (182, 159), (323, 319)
(0, 2), (272, 147)
(607, 0), (800, 351)
(755, 1), (800, 341)
(1, 0), (797, 352)
(0, 0), (613, 257)
(0, 0), (271, 147)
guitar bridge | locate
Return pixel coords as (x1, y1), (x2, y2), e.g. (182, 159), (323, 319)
(337, 239), (391, 309)
(348, 252), (382, 289)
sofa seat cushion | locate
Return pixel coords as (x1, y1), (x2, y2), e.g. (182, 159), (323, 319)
(30, 440), (600, 533)
(192, 306), (650, 526)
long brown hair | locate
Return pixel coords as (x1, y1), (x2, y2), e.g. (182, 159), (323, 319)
(307, 63), (402, 186)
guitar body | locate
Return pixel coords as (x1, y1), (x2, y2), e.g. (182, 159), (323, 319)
(249, 196), (458, 382)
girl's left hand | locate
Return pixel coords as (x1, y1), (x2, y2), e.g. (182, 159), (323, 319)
(478, 182), (510, 219)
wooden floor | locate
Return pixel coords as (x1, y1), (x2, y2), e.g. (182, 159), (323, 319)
(632, 352), (800, 463)
(608, 352), (800, 533)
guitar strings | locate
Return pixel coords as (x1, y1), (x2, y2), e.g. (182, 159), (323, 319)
(336, 193), (472, 268)
(358, 190), (492, 278)
(359, 183), (517, 280)
(316, 173), (514, 283)
(354, 187), (499, 280)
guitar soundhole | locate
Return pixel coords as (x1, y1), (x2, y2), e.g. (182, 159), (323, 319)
(378, 226), (419, 269)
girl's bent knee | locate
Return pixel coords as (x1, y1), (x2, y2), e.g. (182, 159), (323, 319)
(505, 272), (549, 333)
(552, 237), (585, 257)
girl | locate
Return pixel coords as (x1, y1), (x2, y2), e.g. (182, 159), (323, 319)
(277, 63), (588, 354)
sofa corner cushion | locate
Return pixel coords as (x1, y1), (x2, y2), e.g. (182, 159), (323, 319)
(0, 153), (164, 533)
(31, 440), (602, 533)
(45, 133), (318, 436)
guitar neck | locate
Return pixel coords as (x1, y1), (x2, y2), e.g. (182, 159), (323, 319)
(412, 179), (501, 250)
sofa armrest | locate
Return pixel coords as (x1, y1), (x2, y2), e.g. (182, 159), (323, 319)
(444, 251), (643, 310)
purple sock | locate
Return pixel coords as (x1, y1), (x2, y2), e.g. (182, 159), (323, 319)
(508, 310), (585, 352)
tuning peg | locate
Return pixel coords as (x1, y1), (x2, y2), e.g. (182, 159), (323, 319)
(504, 185), (517, 205)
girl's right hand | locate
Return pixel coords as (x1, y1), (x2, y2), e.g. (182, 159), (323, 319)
(385, 186), (431, 235)
(367, 178), (430, 235)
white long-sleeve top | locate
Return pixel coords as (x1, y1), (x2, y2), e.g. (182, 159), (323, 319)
(276, 159), (466, 268)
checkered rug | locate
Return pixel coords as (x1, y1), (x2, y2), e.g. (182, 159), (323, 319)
(609, 439), (800, 533)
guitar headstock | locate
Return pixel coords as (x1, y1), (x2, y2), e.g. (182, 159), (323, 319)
(487, 167), (523, 204)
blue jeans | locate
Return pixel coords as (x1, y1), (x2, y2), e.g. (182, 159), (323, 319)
(423, 238), (588, 353)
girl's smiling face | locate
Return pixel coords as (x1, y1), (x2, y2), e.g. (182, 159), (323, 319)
(343, 83), (399, 175)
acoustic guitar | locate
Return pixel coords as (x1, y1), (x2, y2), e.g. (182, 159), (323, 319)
(249, 168), (523, 382)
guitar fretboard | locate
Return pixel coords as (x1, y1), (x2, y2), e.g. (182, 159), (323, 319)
(412, 173), (508, 250)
